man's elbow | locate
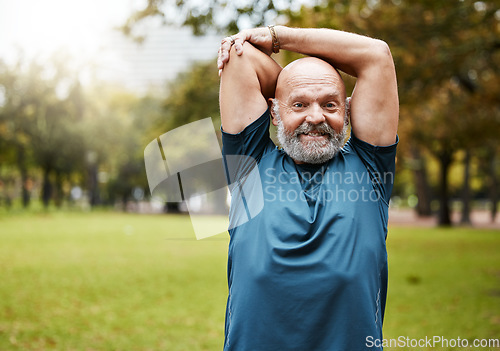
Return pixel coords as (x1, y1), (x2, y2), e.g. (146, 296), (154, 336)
(371, 40), (394, 64)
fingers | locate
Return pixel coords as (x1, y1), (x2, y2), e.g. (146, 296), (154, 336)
(217, 33), (248, 75)
(217, 37), (234, 71)
(217, 28), (274, 74)
(233, 30), (250, 55)
(233, 37), (245, 55)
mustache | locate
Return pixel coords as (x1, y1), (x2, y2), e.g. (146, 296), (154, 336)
(293, 122), (336, 138)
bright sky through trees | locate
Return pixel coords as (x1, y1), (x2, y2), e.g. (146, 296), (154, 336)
(0, 0), (136, 61)
(0, 0), (222, 91)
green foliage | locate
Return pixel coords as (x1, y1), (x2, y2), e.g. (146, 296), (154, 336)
(0, 53), (87, 206)
(0, 212), (498, 350)
(158, 59), (221, 132)
(0, 54), (163, 208)
(143, 60), (223, 211)
(84, 86), (159, 205)
(122, 0), (296, 36)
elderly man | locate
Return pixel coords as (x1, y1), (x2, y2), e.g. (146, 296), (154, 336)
(217, 25), (398, 351)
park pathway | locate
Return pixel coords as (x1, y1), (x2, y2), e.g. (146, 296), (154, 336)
(388, 208), (500, 229)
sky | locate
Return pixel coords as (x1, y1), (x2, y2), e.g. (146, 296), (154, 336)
(0, 0), (137, 59)
(0, 0), (221, 91)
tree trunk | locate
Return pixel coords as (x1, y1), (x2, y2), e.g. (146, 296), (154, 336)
(4, 179), (13, 208)
(410, 146), (432, 216)
(163, 172), (184, 213)
(122, 193), (128, 212)
(88, 163), (100, 207)
(2, 176), (13, 209)
(164, 202), (182, 213)
(437, 150), (453, 226)
(17, 146), (31, 208)
(54, 171), (63, 207)
(489, 150), (498, 223)
(460, 150), (472, 225)
(42, 166), (52, 208)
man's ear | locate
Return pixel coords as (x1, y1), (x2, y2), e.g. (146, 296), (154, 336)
(345, 96), (351, 126)
(268, 98), (279, 126)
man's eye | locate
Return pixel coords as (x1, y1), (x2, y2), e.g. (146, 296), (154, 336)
(325, 103), (336, 109)
(293, 103), (304, 108)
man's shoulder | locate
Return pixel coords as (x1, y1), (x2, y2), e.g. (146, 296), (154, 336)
(342, 133), (398, 156)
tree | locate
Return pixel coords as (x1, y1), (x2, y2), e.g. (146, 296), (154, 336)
(160, 60), (221, 129)
(81, 84), (159, 209)
(0, 57), (36, 207)
(121, 0), (299, 37)
(146, 60), (222, 212)
(106, 93), (160, 210)
(25, 59), (86, 208)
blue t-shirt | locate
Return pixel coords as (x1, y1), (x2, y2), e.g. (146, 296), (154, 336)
(221, 108), (398, 351)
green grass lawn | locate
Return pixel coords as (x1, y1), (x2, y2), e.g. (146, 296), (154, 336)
(0, 212), (499, 350)
(384, 226), (500, 350)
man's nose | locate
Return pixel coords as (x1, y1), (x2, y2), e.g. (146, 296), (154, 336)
(305, 104), (325, 124)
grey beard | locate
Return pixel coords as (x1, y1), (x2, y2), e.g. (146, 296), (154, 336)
(273, 100), (347, 164)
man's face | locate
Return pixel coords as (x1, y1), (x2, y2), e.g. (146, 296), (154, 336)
(272, 61), (347, 164)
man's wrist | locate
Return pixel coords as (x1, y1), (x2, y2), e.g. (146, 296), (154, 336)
(268, 25), (281, 54)
(272, 26), (296, 53)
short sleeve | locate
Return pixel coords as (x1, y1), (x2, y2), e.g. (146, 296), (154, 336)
(344, 132), (398, 205)
(221, 108), (275, 162)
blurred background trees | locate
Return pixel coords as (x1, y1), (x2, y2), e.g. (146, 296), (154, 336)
(0, 0), (498, 226)
(0, 54), (86, 208)
(0, 53), (158, 210)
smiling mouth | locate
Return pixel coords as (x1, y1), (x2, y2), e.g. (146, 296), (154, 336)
(299, 132), (330, 144)
(299, 131), (329, 138)
(301, 131), (326, 136)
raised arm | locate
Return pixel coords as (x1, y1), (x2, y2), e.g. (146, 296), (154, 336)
(218, 39), (282, 134)
(220, 26), (399, 146)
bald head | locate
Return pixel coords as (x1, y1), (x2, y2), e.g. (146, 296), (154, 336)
(275, 57), (345, 101)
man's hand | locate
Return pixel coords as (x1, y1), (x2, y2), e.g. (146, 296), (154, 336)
(217, 27), (274, 74)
